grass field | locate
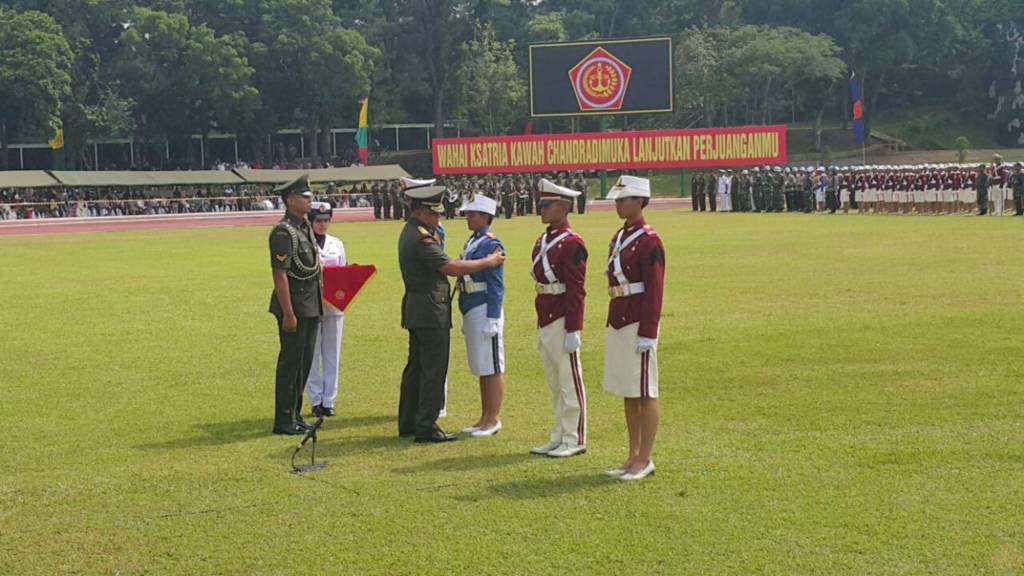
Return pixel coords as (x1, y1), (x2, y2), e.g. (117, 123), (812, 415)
(2, 211), (1023, 575)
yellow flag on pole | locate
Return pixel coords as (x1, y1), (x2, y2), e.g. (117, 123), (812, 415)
(48, 128), (65, 150)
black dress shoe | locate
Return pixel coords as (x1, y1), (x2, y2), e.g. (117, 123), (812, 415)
(294, 418), (311, 431)
(311, 405), (324, 418)
(321, 406), (336, 417)
(272, 424), (305, 436)
(414, 429), (458, 443)
(399, 431), (415, 438)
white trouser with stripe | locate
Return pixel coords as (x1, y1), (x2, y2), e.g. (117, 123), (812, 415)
(306, 315), (345, 408)
(538, 318), (586, 447)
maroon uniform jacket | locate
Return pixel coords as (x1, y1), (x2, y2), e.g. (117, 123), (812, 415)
(531, 221), (587, 331)
(605, 219), (666, 339)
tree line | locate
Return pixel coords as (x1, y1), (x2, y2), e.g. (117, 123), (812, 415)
(1, 0), (1021, 170)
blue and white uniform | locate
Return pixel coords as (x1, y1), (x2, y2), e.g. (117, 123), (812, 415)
(457, 225), (506, 376)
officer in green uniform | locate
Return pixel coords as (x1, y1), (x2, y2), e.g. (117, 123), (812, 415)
(575, 174), (587, 214)
(268, 174), (323, 435)
(398, 178), (506, 442)
(975, 164), (989, 216)
(1012, 162), (1024, 216)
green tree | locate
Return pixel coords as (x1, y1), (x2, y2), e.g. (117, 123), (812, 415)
(954, 135), (970, 163)
(455, 30), (526, 135)
(250, 0), (378, 163)
(675, 25), (843, 130)
(0, 8), (73, 170)
(9, 0), (137, 168)
(394, 0), (475, 138)
(116, 7), (259, 166)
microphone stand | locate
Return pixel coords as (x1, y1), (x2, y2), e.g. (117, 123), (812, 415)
(290, 416), (326, 473)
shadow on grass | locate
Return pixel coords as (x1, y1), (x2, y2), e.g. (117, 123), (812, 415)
(391, 452), (532, 475)
(138, 414), (393, 451)
(451, 471), (612, 502)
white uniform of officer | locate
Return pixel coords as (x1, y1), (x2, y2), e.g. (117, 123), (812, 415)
(717, 170), (732, 212)
(306, 201), (347, 417)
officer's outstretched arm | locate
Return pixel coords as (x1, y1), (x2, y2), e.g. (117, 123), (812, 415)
(439, 248), (505, 277)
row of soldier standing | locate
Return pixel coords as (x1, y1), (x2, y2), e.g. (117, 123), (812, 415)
(691, 162), (1024, 216)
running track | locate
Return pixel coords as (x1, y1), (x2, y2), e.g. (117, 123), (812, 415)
(0, 198), (691, 236)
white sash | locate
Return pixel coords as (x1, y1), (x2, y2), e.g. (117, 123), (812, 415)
(531, 230), (571, 283)
(460, 233), (489, 289)
(607, 227), (646, 286)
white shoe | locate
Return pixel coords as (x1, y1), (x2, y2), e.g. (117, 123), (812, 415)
(605, 467), (627, 477)
(547, 443), (586, 458)
(461, 425), (481, 433)
(620, 461), (655, 481)
(471, 421), (502, 437)
(530, 440), (561, 455)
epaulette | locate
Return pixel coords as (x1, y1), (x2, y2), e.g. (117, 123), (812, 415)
(484, 232), (496, 238)
(642, 224), (656, 235)
(417, 226), (431, 236)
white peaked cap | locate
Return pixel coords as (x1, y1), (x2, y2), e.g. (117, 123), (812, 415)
(539, 178), (581, 199)
(459, 193), (497, 216)
(606, 175), (651, 200)
(401, 176), (446, 200)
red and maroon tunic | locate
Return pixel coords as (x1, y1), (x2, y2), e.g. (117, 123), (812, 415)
(605, 218), (666, 339)
(531, 221), (587, 331)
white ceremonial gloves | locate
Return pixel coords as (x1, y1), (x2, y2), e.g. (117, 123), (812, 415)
(483, 318), (501, 337)
(564, 331), (582, 354)
(636, 337), (657, 354)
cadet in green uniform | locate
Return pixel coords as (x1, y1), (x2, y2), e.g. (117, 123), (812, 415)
(268, 174), (323, 435)
(398, 177), (506, 442)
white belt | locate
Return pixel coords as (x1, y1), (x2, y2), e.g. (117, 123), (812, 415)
(461, 280), (488, 294)
(608, 282), (645, 298)
(535, 282), (566, 295)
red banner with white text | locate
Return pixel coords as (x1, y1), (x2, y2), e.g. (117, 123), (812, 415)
(432, 125), (786, 174)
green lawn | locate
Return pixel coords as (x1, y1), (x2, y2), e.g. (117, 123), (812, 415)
(2, 211), (1023, 575)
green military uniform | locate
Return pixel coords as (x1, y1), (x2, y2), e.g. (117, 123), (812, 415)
(706, 172), (718, 212)
(976, 167), (989, 215)
(802, 172), (814, 213)
(392, 184), (404, 220)
(268, 175), (323, 434)
(575, 176), (587, 214)
(378, 183), (391, 219)
(397, 194), (453, 439)
(691, 173), (705, 211)
(772, 170), (785, 212)
(1012, 166), (1024, 216)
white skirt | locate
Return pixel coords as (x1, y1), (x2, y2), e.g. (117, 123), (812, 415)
(603, 323), (659, 399)
(462, 304), (504, 377)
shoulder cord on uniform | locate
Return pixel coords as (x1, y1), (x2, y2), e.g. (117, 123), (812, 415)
(279, 220), (321, 281)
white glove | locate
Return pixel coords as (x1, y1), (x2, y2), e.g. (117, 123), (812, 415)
(564, 331), (582, 354)
(636, 337), (657, 353)
(482, 318), (501, 337)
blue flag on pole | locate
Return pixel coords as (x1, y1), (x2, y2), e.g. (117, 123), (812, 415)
(851, 72), (865, 145)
